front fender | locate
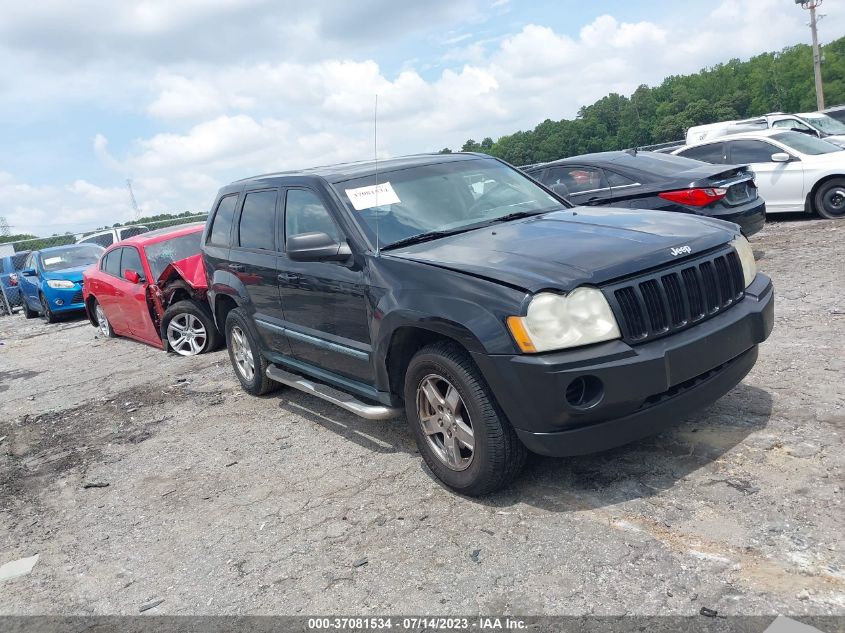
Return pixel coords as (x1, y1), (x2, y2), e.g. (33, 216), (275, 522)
(371, 286), (524, 393)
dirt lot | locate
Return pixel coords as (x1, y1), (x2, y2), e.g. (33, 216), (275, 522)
(0, 216), (843, 616)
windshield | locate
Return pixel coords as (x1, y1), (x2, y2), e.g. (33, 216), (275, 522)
(771, 131), (844, 155)
(334, 158), (564, 249)
(801, 113), (845, 135)
(144, 232), (202, 280)
(40, 245), (103, 272)
(609, 151), (707, 175)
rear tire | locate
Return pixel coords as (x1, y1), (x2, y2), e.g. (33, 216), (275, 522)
(403, 341), (527, 496)
(224, 308), (278, 395)
(22, 297), (37, 319)
(814, 178), (845, 219)
(161, 300), (219, 355)
(92, 299), (117, 338)
(40, 293), (57, 324)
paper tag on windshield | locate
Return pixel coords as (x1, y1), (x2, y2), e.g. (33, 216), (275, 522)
(43, 257), (62, 266)
(345, 182), (400, 211)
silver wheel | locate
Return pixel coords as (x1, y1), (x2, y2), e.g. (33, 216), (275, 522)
(416, 374), (474, 471)
(95, 303), (111, 337)
(166, 312), (208, 356)
(230, 325), (255, 381)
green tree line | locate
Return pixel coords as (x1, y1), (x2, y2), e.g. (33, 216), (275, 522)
(450, 37), (845, 166)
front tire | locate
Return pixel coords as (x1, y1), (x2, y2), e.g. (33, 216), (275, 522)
(814, 178), (845, 219)
(40, 293), (57, 324)
(224, 308), (278, 395)
(161, 300), (219, 356)
(404, 341), (527, 496)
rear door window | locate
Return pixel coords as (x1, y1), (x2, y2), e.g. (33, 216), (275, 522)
(545, 166), (608, 194)
(727, 140), (778, 164)
(208, 194), (239, 246)
(238, 190), (278, 250)
(103, 248), (123, 277)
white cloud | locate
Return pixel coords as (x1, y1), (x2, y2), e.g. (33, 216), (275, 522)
(2, 0), (844, 236)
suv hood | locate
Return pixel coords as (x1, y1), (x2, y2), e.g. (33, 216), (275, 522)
(386, 207), (737, 292)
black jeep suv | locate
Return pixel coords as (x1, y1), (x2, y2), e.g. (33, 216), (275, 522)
(202, 153), (774, 495)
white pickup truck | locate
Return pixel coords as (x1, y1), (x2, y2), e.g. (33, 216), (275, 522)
(687, 112), (845, 148)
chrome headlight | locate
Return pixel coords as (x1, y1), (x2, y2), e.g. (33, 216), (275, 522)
(46, 279), (75, 289)
(730, 235), (756, 287)
(507, 287), (621, 353)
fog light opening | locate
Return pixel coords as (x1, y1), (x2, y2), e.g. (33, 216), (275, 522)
(54, 299), (64, 306)
(565, 375), (603, 409)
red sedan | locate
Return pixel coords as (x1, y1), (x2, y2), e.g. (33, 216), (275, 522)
(82, 223), (220, 356)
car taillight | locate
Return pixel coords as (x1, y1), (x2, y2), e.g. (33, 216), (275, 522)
(658, 187), (727, 207)
(9, 273), (18, 285)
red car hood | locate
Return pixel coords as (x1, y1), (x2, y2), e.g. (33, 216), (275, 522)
(156, 254), (207, 290)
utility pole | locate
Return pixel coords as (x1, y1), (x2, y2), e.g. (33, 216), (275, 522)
(797, 0), (825, 110)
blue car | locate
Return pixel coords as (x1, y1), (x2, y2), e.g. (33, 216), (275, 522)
(0, 250), (31, 313)
(18, 244), (104, 323)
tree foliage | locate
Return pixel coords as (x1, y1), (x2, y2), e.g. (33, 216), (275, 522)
(444, 38), (845, 165)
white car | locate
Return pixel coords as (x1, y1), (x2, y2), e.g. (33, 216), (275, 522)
(687, 113), (845, 149)
(76, 225), (149, 248)
(673, 129), (845, 219)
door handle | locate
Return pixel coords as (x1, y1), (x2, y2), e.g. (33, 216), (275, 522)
(229, 264), (244, 272)
(277, 272), (299, 282)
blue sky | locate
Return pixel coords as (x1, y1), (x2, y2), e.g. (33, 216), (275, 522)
(1, 0), (842, 235)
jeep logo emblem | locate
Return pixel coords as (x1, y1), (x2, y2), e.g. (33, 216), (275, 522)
(671, 245), (692, 256)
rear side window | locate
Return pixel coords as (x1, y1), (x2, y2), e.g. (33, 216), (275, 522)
(208, 194), (238, 246)
(285, 189), (340, 241)
(119, 226), (148, 240)
(728, 140), (777, 164)
(678, 143), (725, 164)
(120, 247), (143, 279)
(103, 249), (122, 277)
(238, 190), (277, 250)
(81, 232), (115, 248)
(606, 171), (637, 187)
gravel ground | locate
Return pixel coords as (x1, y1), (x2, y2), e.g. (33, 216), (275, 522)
(0, 215), (843, 616)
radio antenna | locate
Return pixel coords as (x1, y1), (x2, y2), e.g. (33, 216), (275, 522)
(374, 93), (380, 256)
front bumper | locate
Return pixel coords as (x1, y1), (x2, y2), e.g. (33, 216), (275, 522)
(472, 273), (774, 456)
(44, 284), (85, 312)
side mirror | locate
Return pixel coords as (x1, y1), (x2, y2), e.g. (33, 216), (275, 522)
(287, 232), (352, 262)
(771, 152), (791, 163)
(21, 268), (36, 276)
(123, 269), (143, 284)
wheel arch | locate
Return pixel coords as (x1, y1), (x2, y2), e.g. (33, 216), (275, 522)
(379, 320), (488, 400)
(806, 173), (845, 214)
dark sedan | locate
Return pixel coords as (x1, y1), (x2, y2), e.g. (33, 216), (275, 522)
(522, 151), (766, 236)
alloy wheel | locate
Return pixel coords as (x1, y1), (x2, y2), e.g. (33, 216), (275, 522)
(95, 303), (111, 337)
(416, 373), (475, 471)
(230, 325), (255, 380)
(166, 313), (208, 356)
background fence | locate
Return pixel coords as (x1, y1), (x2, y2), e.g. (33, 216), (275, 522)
(0, 213), (208, 316)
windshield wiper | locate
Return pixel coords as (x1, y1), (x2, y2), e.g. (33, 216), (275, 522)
(480, 209), (552, 226)
(381, 227), (481, 251)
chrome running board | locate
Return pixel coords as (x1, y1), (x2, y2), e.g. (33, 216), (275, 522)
(266, 365), (402, 421)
